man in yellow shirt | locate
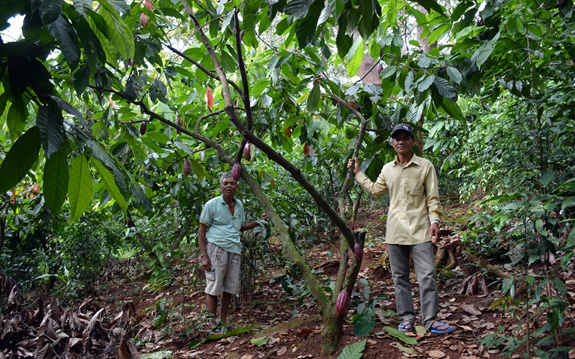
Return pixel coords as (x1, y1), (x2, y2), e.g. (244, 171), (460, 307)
(348, 123), (453, 334)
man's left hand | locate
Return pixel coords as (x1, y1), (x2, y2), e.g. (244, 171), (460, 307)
(430, 222), (440, 244)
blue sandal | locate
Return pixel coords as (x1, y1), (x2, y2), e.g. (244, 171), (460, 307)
(398, 321), (414, 332)
(430, 322), (454, 334)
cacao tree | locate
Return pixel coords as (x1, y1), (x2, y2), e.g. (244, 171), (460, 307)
(2, 0), (574, 355)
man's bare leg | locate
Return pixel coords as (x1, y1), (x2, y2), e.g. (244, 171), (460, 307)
(206, 294), (218, 328)
(220, 291), (233, 324)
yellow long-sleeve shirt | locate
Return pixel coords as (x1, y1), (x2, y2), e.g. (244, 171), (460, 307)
(355, 154), (441, 245)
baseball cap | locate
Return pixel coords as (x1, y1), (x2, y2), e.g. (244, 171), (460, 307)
(391, 123), (414, 138)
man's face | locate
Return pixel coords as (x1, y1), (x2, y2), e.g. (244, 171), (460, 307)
(220, 177), (238, 197)
(391, 132), (415, 156)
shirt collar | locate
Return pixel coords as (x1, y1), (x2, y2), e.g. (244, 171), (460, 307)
(219, 194), (238, 205)
(393, 153), (422, 167)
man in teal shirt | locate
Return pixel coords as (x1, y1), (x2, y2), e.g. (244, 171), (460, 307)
(198, 171), (268, 331)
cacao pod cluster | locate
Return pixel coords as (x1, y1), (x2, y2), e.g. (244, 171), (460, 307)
(232, 163), (241, 181)
(336, 290), (350, 316)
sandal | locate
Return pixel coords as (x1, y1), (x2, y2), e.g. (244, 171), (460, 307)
(398, 321), (414, 332)
(430, 321), (454, 334)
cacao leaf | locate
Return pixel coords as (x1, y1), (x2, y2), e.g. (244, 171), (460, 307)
(284, 0), (314, 18)
(433, 77), (457, 99)
(97, 0), (135, 59)
(68, 155), (93, 222)
(40, 0), (63, 24)
(307, 81), (321, 112)
(353, 316), (376, 337)
(43, 147), (69, 214)
(337, 339), (366, 359)
(92, 158), (128, 213)
(346, 37), (364, 77)
(446, 66), (462, 84)
(7, 95), (27, 140)
(36, 106), (65, 159)
(383, 326), (418, 345)
(0, 126), (42, 193)
(47, 15), (80, 70)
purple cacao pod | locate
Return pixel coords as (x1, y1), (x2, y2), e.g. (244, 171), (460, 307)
(354, 242), (363, 260)
(232, 163), (241, 181)
(183, 158), (191, 176)
(336, 290), (350, 316)
(139, 122), (146, 135)
(244, 142), (252, 161)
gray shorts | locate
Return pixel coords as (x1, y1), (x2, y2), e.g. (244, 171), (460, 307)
(205, 242), (241, 296)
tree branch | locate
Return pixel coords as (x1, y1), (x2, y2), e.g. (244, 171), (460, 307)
(234, 9), (253, 131)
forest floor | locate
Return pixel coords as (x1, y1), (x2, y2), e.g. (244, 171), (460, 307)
(93, 205), (575, 359)
(3, 205), (575, 358)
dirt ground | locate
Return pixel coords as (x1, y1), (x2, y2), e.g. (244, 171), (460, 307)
(90, 207), (575, 359)
(4, 207), (574, 359)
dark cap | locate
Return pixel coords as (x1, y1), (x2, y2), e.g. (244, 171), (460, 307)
(391, 123), (414, 138)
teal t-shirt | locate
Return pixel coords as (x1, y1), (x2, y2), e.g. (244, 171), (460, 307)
(199, 195), (245, 254)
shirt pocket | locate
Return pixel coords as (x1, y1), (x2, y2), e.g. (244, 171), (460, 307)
(404, 178), (423, 197)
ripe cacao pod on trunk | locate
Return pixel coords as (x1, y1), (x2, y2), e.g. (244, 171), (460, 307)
(232, 163), (241, 181)
(244, 142), (252, 161)
(183, 158), (191, 176)
(354, 242), (363, 260)
(139, 122), (146, 135)
(336, 289), (350, 316)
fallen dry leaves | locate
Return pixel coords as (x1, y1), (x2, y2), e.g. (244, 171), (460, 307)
(0, 275), (140, 358)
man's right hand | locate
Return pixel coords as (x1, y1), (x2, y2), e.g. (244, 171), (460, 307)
(201, 255), (211, 272)
(347, 157), (360, 175)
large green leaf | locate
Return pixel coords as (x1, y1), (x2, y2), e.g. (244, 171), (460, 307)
(36, 106), (65, 159)
(295, 0), (323, 48)
(383, 326), (418, 345)
(68, 155), (93, 222)
(409, 0), (445, 16)
(446, 66), (462, 84)
(73, 0), (92, 18)
(471, 31), (500, 69)
(40, 0), (64, 24)
(7, 97), (27, 140)
(432, 77), (457, 99)
(346, 37), (364, 77)
(43, 147), (69, 214)
(352, 316), (376, 337)
(92, 158), (128, 213)
(284, 0), (314, 18)
(358, 0), (380, 39)
(427, 23), (450, 45)
(337, 339), (366, 359)
(47, 15), (80, 70)
(0, 126), (42, 193)
(95, 0), (135, 59)
(307, 80), (321, 112)
(336, 15), (353, 58)
(438, 97), (464, 121)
